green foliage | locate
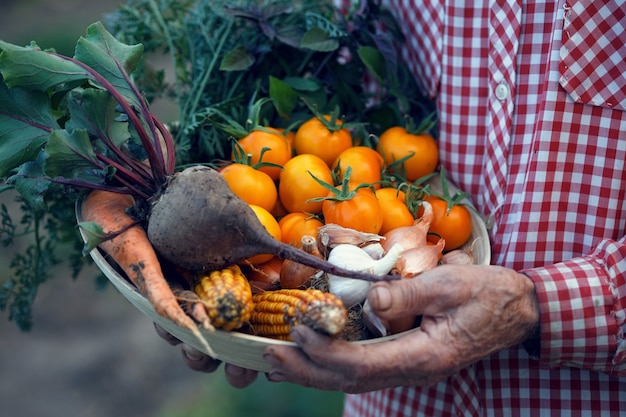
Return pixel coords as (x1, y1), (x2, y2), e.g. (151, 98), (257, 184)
(0, 190), (92, 331)
(0, 0), (435, 330)
(104, 0), (432, 165)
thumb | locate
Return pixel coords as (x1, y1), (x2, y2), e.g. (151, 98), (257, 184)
(367, 278), (432, 321)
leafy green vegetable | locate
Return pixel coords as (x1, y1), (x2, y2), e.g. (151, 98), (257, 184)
(0, 21), (176, 328)
(104, 0), (432, 165)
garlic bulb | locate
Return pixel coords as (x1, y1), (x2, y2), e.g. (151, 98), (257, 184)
(327, 243), (404, 308)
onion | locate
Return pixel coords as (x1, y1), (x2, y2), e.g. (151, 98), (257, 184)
(245, 257), (283, 292)
(395, 238), (445, 278)
(280, 235), (324, 289)
(381, 201), (433, 253)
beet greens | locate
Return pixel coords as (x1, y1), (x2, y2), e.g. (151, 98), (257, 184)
(0, 22), (173, 202)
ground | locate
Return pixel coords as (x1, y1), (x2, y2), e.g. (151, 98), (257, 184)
(0, 265), (209, 417)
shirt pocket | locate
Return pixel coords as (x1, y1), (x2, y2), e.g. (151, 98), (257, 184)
(558, 0), (626, 111)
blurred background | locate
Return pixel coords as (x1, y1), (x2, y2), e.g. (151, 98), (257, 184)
(0, 1), (344, 416)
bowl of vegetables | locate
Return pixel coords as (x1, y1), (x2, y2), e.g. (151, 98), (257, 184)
(77, 169), (490, 373)
(0, 4), (489, 373)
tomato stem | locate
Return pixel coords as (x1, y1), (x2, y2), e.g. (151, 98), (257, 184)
(307, 166), (375, 203)
(229, 137), (284, 171)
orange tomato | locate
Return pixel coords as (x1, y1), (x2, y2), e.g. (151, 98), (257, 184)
(375, 188), (414, 235)
(375, 187), (406, 203)
(377, 126), (438, 182)
(423, 196), (472, 251)
(279, 154), (333, 214)
(278, 212), (324, 247)
(236, 128), (292, 181)
(294, 115), (352, 166)
(332, 146), (384, 188)
(322, 188), (383, 234)
(220, 163), (277, 212)
(276, 128), (296, 154)
(247, 204), (282, 264)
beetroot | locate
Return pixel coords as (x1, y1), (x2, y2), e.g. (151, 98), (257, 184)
(148, 166), (399, 282)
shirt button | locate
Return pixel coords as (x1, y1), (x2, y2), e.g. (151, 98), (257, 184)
(495, 82), (509, 101)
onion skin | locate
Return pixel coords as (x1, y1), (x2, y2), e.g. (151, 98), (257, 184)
(246, 257), (283, 292)
(280, 236), (323, 289)
(317, 223), (383, 257)
(440, 249), (474, 265)
(395, 238), (445, 278)
(381, 201), (433, 253)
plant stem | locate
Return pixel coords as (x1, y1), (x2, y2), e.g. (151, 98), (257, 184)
(184, 18), (235, 127)
(147, 0), (184, 121)
(67, 57), (165, 191)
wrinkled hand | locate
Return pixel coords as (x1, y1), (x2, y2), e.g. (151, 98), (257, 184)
(263, 264), (539, 393)
(154, 323), (258, 388)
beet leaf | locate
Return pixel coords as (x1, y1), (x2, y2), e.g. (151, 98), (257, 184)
(0, 22), (175, 206)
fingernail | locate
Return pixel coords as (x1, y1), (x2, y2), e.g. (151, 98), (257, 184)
(263, 351), (282, 366)
(182, 345), (205, 361)
(290, 327), (306, 345)
(226, 365), (245, 377)
(370, 284), (392, 311)
(267, 371), (287, 382)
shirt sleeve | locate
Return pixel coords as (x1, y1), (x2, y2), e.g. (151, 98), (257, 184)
(521, 238), (626, 376)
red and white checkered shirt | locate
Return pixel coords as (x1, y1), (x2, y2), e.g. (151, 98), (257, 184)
(341, 0), (626, 416)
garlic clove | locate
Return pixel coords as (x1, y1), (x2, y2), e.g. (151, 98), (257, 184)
(327, 243), (404, 276)
(362, 242), (385, 259)
(440, 248), (474, 265)
(317, 223), (384, 256)
(328, 276), (371, 309)
(327, 243), (404, 308)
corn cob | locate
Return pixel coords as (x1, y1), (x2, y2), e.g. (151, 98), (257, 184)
(194, 265), (254, 331)
(249, 289), (347, 340)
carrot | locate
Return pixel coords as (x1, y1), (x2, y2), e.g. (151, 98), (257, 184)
(81, 189), (215, 357)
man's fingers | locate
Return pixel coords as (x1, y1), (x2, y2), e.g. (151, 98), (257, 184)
(181, 344), (222, 373)
(154, 322), (182, 346)
(367, 278), (430, 321)
(264, 325), (444, 392)
(263, 330), (356, 391)
(224, 364), (258, 388)
(368, 265), (477, 321)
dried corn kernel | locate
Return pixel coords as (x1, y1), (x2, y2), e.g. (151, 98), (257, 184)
(194, 265), (254, 331)
(249, 289), (347, 340)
